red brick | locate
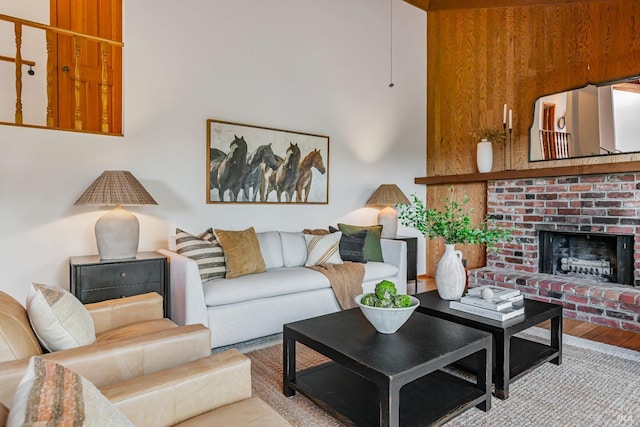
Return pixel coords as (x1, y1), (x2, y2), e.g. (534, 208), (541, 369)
(620, 322), (640, 333)
(564, 310), (577, 319)
(619, 292), (639, 305)
(529, 296), (551, 303)
(561, 302), (577, 310)
(578, 305), (604, 315)
(604, 290), (622, 301)
(620, 303), (640, 314)
(565, 294), (589, 304)
(589, 298), (619, 309)
(590, 316), (620, 328)
(551, 283), (564, 292)
(575, 286), (591, 296)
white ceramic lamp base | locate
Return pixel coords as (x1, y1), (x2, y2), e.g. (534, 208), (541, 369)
(95, 205), (139, 259)
(378, 205), (398, 238)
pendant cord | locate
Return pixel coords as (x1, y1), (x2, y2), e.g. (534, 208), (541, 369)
(389, 0), (394, 88)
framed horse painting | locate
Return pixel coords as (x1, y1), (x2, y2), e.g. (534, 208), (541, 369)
(206, 119), (329, 204)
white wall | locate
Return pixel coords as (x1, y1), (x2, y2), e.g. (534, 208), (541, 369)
(613, 89), (640, 152)
(0, 0), (427, 302)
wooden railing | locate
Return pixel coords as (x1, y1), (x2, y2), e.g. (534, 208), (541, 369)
(539, 129), (570, 160)
(0, 13), (123, 133)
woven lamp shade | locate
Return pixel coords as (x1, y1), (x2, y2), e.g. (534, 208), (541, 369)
(366, 184), (410, 206)
(74, 171), (157, 260)
(74, 171), (157, 206)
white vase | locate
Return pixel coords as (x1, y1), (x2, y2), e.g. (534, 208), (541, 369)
(435, 244), (467, 300)
(476, 139), (493, 173)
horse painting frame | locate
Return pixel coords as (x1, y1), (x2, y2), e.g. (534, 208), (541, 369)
(206, 119), (329, 204)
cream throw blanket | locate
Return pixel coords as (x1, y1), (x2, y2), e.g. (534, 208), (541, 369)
(307, 262), (365, 309)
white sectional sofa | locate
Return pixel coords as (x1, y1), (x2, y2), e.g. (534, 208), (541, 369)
(158, 231), (407, 348)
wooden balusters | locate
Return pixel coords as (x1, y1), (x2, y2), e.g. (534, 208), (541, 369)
(46, 30), (54, 128)
(73, 35), (82, 130)
(14, 23), (23, 125)
(100, 41), (109, 133)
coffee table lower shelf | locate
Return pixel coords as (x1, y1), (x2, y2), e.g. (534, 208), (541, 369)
(454, 336), (559, 380)
(290, 361), (487, 426)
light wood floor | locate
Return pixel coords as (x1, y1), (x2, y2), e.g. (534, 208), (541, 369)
(411, 277), (640, 352)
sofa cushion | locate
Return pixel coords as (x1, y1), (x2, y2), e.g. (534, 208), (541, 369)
(329, 226), (367, 263)
(337, 223), (384, 262)
(0, 291), (43, 363)
(26, 283), (96, 352)
(8, 357), (134, 427)
(202, 267), (331, 307)
(257, 231), (284, 269)
(363, 262), (399, 282)
(280, 232), (308, 267)
(175, 228), (226, 281)
(304, 232), (343, 266)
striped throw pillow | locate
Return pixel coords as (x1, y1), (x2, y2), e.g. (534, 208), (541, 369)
(304, 232), (343, 266)
(8, 357), (134, 427)
(175, 228), (226, 281)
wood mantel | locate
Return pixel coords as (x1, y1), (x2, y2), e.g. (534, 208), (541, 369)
(415, 160), (640, 185)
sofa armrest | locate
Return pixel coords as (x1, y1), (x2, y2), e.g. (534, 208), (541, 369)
(157, 249), (208, 328)
(102, 351), (251, 427)
(86, 292), (164, 334)
(0, 324), (211, 408)
(381, 239), (407, 292)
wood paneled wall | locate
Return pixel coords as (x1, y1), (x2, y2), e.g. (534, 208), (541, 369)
(412, 0), (640, 275)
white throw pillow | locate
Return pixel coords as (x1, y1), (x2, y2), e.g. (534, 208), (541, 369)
(280, 232), (308, 267)
(257, 231), (284, 269)
(304, 232), (344, 266)
(26, 283), (96, 352)
(8, 356), (134, 427)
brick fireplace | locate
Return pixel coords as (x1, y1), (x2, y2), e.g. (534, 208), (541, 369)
(467, 172), (640, 332)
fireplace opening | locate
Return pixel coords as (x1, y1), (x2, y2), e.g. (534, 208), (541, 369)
(538, 231), (634, 286)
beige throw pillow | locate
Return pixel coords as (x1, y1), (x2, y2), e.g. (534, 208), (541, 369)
(26, 283), (96, 352)
(304, 232), (344, 266)
(214, 227), (266, 279)
(7, 357), (134, 427)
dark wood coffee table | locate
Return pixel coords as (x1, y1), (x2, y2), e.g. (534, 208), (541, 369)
(416, 290), (562, 399)
(283, 308), (493, 427)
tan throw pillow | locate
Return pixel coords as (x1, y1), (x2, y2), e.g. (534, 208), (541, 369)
(304, 232), (344, 266)
(7, 356), (134, 427)
(175, 228), (226, 281)
(214, 227), (266, 279)
(26, 283), (96, 352)
(302, 228), (330, 235)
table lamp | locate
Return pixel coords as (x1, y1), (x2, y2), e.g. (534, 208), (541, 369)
(74, 171), (158, 259)
(366, 184), (410, 238)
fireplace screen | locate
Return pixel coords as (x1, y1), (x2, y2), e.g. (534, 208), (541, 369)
(538, 231), (634, 285)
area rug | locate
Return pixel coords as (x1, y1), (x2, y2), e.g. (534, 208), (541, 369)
(244, 328), (640, 427)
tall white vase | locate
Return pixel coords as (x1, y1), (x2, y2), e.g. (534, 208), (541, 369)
(435, 244), (467, 300)
(476, 139), (493, 173)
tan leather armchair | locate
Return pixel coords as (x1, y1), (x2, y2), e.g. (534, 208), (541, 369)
(0, 291), (212, 407)
(0, 291), (290, 426)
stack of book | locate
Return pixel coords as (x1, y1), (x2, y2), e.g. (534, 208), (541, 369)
(450, 286), (525, 321)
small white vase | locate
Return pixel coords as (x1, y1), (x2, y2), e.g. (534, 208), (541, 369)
(476, 139), (493, 173)
(435, 244), (467, 300)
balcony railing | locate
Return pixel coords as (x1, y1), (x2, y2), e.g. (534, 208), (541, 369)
(539, 129), (571, 160)
(0, 13), (123, 133)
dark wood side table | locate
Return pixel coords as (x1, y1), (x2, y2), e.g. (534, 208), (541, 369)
(391, 236), (417, 282)
(70, 252), (169, 318)
(416, 290), (562, 399)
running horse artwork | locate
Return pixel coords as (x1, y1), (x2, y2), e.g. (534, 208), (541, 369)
(272, 142), (301, 202)
(207, 119), (328, 204)
(210, 135), (248, 202)
(242, 144), (278, 202)
(295, 149), (325, 202)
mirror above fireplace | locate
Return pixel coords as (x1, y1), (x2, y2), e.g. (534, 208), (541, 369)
(529, 76), (640, 162)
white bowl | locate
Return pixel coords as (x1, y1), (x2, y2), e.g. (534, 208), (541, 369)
(354, 294), (420, 334)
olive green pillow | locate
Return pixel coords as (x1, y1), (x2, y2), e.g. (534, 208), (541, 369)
(214, 227), (266, 279)
(337, 223), (384, 262)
